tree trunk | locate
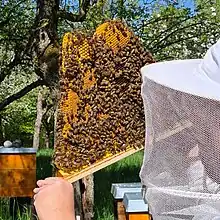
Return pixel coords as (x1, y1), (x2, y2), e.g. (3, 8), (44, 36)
(34, 0), (59, 88)
(35, 0), (60, 144)
(35, 0), (59, 169)
(33, 91), (43, 149)
(72, 177), (94, 220)
(34, 1), (95, 218)
(82, 175), (94, 220)
(45, 130), (50, 148)
(74, 181), (84, 219)
(0, 115), (4, 145)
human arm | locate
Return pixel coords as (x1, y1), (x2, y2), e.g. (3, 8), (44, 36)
(33, 177), (75, 220)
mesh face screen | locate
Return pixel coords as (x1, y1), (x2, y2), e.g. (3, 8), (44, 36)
(140, 78), (220, 220)
(54, 20), (155, 173)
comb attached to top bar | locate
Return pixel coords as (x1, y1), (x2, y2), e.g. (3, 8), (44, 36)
(54, 20), (155, 182)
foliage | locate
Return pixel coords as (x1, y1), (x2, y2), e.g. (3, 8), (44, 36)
(0, 70), (38, 145)
(0, 0), (37, 145)
(0, 0), (36, 82)
(143, 4), (220, 60)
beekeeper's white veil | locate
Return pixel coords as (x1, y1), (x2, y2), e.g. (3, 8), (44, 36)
(140, 39), (220, 220)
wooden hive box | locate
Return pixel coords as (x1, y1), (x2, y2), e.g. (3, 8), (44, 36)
(0, 148), (37, 197)
(111, 182), (142, 220)
(123, 192), (151, 220)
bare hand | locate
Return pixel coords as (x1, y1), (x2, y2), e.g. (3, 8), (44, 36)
(33, 177), (75, 220)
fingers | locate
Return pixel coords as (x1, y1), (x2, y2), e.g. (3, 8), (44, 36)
(33, 184), (49, 194)
(34, 177), (65, 199)
(33, 188), (45, 205)
(45, 177), (64, 181)
(36, 179), (54, 187)
(34, 177), (66, 200)
(33, 185), (49, 200)
(33, 187), (40, 194)
(33, 192), (38, 201)
(37, 177), (63, 187)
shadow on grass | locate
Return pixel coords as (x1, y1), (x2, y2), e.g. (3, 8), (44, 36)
(36, 149), (54, 180)
(94, 151), (144, 220)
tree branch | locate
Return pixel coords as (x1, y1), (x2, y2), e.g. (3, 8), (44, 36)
(0, 20), (38, 84)
(58, 0), (90, 22)
(0, 79), (45, 111)
(152, 32), (211, 53)
(0, 20), (37, 83)
(145, 16), (195, 48)
(0, 52), (22, 83)
(154, 22), (203, 48)
(151, 22), (219, 52)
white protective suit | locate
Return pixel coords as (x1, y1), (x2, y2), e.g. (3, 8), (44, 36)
(140, 39), (220, 220)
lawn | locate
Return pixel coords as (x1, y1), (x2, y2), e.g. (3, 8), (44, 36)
(0, 149), (144, 220)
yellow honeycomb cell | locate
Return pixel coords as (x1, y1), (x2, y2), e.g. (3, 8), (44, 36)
(78, 39), (92, 60)
(61, 33), (78, 74)
(61, 89), (79, 120)
(94, 20), (131, 53)
(61, 89), (79, 138)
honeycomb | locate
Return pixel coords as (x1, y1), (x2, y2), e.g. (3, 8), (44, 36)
(54, 20), (155, 173)
(95, 20), (131, 53)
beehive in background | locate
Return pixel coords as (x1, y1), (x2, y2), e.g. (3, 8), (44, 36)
(54, 20), (155, 177)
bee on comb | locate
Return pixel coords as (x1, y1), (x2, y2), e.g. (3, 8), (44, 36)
(54, 21), (155, 177)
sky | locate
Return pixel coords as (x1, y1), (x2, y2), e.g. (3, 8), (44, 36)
(143, 0), (195, 10)
(183, 0), (195, 8)
(180, 0), (195, 9)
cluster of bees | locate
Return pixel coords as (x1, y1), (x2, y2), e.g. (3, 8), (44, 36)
(54, 20), (155, 173)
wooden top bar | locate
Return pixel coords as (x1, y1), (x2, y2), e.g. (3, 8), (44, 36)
(58, 148), (143, 183)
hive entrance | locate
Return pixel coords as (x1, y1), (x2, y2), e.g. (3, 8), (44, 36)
(54, 20), (155, 177)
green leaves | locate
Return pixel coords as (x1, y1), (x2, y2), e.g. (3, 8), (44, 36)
(0, 70), (38, 143)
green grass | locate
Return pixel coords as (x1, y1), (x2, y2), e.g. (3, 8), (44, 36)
(0, 149), (143, 220)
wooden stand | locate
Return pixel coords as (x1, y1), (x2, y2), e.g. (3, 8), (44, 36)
(113, 199), (126, 220)
(0, 147), (37, 217)
(123, 192), (151, 220)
